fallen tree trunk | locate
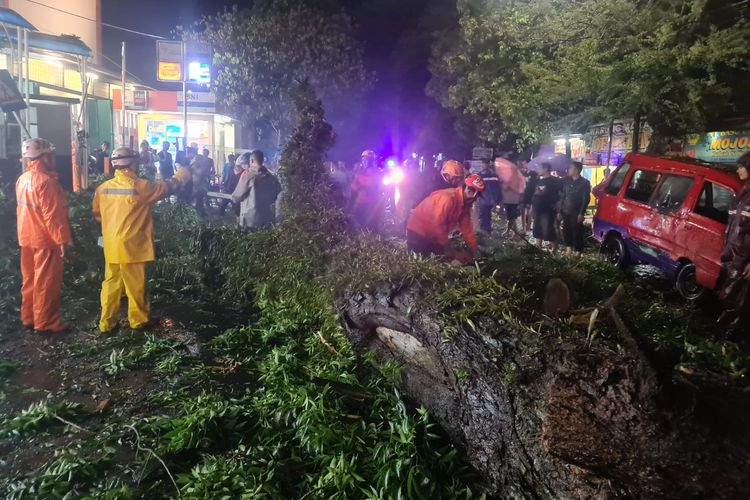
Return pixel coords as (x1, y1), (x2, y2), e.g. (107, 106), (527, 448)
(341, 284), (750, 498)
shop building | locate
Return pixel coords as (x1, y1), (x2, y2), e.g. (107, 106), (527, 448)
(0, 4), (147, 191)
(113, 89), (238, 165)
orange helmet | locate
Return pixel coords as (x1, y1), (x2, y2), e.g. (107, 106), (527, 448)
(465, 174), (486, 192)
(440, 160), (465, 183)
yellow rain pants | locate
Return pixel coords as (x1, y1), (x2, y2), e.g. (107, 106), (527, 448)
(99, 262), (148, 332)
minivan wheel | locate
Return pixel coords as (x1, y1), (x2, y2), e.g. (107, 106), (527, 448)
(601, 234), (628, 268)
(675, 262), (708, 302)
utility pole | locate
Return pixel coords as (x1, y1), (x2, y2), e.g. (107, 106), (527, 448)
(121, 41), (127, 147)
(16, 26), (22, 129)
(23, 28), (29, 132)
(182, 40), (188, 154)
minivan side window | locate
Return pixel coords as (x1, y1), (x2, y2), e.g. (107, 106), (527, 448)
(605, 162), (631, 196)
(624, 169), (661, 204)
(694, 182), (735, 225)
(651, 175), (694, 213)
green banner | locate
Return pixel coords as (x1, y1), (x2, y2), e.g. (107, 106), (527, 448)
(684, 130), (750, 163)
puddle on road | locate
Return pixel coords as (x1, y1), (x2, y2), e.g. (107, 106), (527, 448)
(629, 264), (672, 291)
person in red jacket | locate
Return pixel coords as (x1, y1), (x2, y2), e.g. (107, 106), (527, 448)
(15, 138), (72, 334)
(406, 174), (485, 263)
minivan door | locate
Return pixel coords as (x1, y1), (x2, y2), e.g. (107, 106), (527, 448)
(635, 174), (695, 272)
(618, 168), (662, 262)
(674, 180), (735, 289)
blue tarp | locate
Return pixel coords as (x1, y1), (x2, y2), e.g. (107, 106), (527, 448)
(0, 7), (35, 30)
(0, 6), (91, 57)
(2, 31), (91, 57)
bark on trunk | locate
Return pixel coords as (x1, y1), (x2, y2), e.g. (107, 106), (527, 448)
(341, 284), (750, 498)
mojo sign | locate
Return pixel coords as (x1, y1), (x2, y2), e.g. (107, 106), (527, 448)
(684, 130), (750, 163)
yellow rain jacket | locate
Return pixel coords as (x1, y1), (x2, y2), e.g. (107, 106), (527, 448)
(92, 169), (176, 263)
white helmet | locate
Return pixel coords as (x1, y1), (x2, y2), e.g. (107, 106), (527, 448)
(22, 138), (55, 160)
(111, 146), (139, 168)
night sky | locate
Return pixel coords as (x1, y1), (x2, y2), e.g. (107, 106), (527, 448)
(100, 0), (464, 160)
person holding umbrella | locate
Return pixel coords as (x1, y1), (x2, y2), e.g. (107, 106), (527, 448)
(494, 154), (525, 237)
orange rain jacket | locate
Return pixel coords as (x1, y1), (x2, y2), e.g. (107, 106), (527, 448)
(92, 168), (174, 264)
(16, 160), (72, 248)
(351, 168), (383, 206)
(406, 187), (478, 253)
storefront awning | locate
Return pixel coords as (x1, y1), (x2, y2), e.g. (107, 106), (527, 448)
(0, 7), (36, 31)
(1, 31), (92, 58)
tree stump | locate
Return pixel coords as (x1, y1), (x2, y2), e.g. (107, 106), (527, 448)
(341, 284), (750, 498)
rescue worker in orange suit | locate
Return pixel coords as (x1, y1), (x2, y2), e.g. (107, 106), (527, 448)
(716, 151), (750, 336)
(93, 147), (191, 333)
(406, 174), (486, 264)
(349, 150), (385, 231)
(16, 138), (72, 334)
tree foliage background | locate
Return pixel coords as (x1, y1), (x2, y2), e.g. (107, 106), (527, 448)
(429, 0), (750, 150)
(181, 0), (370, 153)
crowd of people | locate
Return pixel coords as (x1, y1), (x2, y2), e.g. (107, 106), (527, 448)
(335, 150), (593, 263)
(16, 136), (282, 335)
(13, 135), (750, 337)
(91, 139), (281, 228)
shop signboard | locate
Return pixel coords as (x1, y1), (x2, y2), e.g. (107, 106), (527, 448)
(177, 92), (215, 113)
(186, 42), (212, 84)
(683, 130), (750, 164)
(124, 90), (147, 110)
(157, 40), (183, 82)
(472, 146), (493, 160)
(584, 120), (652, 166)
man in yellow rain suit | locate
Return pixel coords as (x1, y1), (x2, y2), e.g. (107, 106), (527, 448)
(93, 146), (190, 333)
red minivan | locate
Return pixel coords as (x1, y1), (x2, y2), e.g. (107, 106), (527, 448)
(593, 153), (742, 301)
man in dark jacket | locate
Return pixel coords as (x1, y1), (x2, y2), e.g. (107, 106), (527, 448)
(157, 141), (174, 180)
(521, 170), (538, 233)
(220, 155), (243, 216)
(558, 161), (591, 255)
(716, 152), (750, 336)
(94, 141), (110, 175)
(476, 160), (502, 233)
(532, 163), (563, 252)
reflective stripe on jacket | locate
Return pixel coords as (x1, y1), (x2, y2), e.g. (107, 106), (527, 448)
(16, 161), (71, 248)
(406, 187), (477, 253)
(477, 170), (502, 207)
(93, 169), (171, 264)
(721, 183), (750, 269)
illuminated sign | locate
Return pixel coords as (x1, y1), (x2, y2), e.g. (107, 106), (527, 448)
(188, 62), (210, 84)
(683, 130), (750, 163)
(158, 62), (182, 81)
(157, 40), (212, 84)
(186, 42), (212, 84)
(157, 40), (183, 82)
